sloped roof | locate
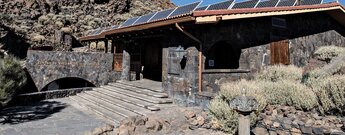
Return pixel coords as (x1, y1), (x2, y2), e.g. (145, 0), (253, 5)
(79, 2), (345, 41)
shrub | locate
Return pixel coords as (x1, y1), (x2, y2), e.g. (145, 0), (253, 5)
(256, 65), (303, 82)
(209, 79), (318, 132)
(314, 45), (345, 63)
(0, 55), (27, 109)
(303, 55), (345, 85)
(209, 80), (267, 133)
(311, 75), (345, 114)
(262, 80), (318, 110)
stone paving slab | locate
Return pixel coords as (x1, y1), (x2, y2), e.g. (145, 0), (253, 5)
(0, 98), (107, 135)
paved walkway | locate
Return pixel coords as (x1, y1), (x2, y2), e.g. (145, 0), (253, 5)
(0, 98), (107, 135)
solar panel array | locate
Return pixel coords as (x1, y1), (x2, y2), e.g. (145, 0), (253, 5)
(92, 28), (103, 35)
(232, 0), (260, 9)
(276, 0), (297, 7)
(134, 12), (157, 25)
(168, 2), (200, 17)
(149, 8), (176, 22)
(300, 0), (322, 5)
(207, 0), (234, 10)
(120, 17), (140, 28)
(85, 0), (329, 37)
(256, 0), (279, 8)
(195, 6), (208, 11)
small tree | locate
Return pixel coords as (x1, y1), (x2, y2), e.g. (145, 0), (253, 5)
(0, 55), (27, 109)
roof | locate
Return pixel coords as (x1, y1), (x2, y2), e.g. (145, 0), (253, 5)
(79, 2), (345, 42)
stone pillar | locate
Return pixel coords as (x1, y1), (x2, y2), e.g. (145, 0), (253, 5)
(162, 48), (169, 90)
(104, 39), (108, 53)
(238, 114), (251, 135)
(121, 50), (130, 81)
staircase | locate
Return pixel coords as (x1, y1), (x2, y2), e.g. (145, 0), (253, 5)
(69, 80), (172, 126)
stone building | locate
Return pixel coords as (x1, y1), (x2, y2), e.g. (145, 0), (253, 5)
(79, 1), (345, 106)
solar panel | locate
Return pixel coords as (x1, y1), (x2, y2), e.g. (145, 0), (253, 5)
(133, 12), (157, 25)
(120, 17), (140, 28)
(207, 0), (234, 10)
(195, 6), (208, 11)
(276, 0), (297, 7)
(168, 1), (201, 17)
(93, 28), (103, 35)
(299, 0), (322, 5)
(231, 0), (260, 9)
(256, 0), (279, 8)
(111, 25), (118, 30)
(149, 8), (176, 22)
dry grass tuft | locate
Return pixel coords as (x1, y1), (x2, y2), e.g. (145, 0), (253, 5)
(256, 65), (302, 82)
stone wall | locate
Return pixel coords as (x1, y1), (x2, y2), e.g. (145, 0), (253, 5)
(26, 50), (118, 91)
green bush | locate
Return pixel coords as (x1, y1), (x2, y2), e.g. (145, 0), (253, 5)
(314, 45), (345, 63)
(256, 65), (302, 82)
(311, 75), (345, 114)
(0, 55), (27, 109)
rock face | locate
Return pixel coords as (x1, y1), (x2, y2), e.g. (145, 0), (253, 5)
(0, 0), (175, 51)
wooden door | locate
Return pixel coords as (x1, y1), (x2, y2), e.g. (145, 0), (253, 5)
(114, 53), (123, 71)
(270, 40), (290, 65)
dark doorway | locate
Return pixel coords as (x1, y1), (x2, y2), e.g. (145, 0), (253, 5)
(205, 41), (241, 69)
(141, 40), (163, 81)
(41, 77), (95, 91)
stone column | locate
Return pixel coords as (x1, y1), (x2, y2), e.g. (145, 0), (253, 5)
(121, 50), (130, 81)
(104, 39), (108, 53)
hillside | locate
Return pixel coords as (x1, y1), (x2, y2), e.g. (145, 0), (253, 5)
(0, 0), (175, 57)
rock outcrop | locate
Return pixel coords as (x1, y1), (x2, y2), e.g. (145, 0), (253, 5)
(0, 0), (175, 52)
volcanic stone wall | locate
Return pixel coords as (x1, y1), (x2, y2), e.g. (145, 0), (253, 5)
(26, 50), (119, 91)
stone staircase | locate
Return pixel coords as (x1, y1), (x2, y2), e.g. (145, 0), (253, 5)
(69, 80), (172, 126)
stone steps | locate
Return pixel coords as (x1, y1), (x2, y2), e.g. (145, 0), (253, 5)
(69, 80), (172, 125)
(116, 81), (164, 93)
(85, 90), (152, 115)
(108, 83), (168, 98)
(92, 88), (160, 111)
(69, 96), (121, 125)
(101, 86), (173, 104)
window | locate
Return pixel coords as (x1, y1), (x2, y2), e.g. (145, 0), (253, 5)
(205, 41), (240, 69)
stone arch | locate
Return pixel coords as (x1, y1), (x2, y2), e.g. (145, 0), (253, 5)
(205, 41), (241, 69)
(41, 77), (96, 91)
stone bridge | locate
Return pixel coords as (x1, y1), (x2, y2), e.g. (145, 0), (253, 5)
(26, 50), (120, 91)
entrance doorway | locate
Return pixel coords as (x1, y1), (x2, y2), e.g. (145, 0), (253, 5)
(141, 41), (162, 81)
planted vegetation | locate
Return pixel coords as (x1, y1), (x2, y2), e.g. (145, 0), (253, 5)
(0, 55), (26, 109)
(208, 45), (345, 133)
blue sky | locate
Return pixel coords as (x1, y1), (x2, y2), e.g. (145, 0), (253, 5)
(171, 0), (345, 6)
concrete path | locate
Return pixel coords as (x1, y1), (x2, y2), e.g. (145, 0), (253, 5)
(0, 98), (107, 135)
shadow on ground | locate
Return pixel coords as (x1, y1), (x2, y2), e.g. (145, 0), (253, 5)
(0, 100), (67, 125)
